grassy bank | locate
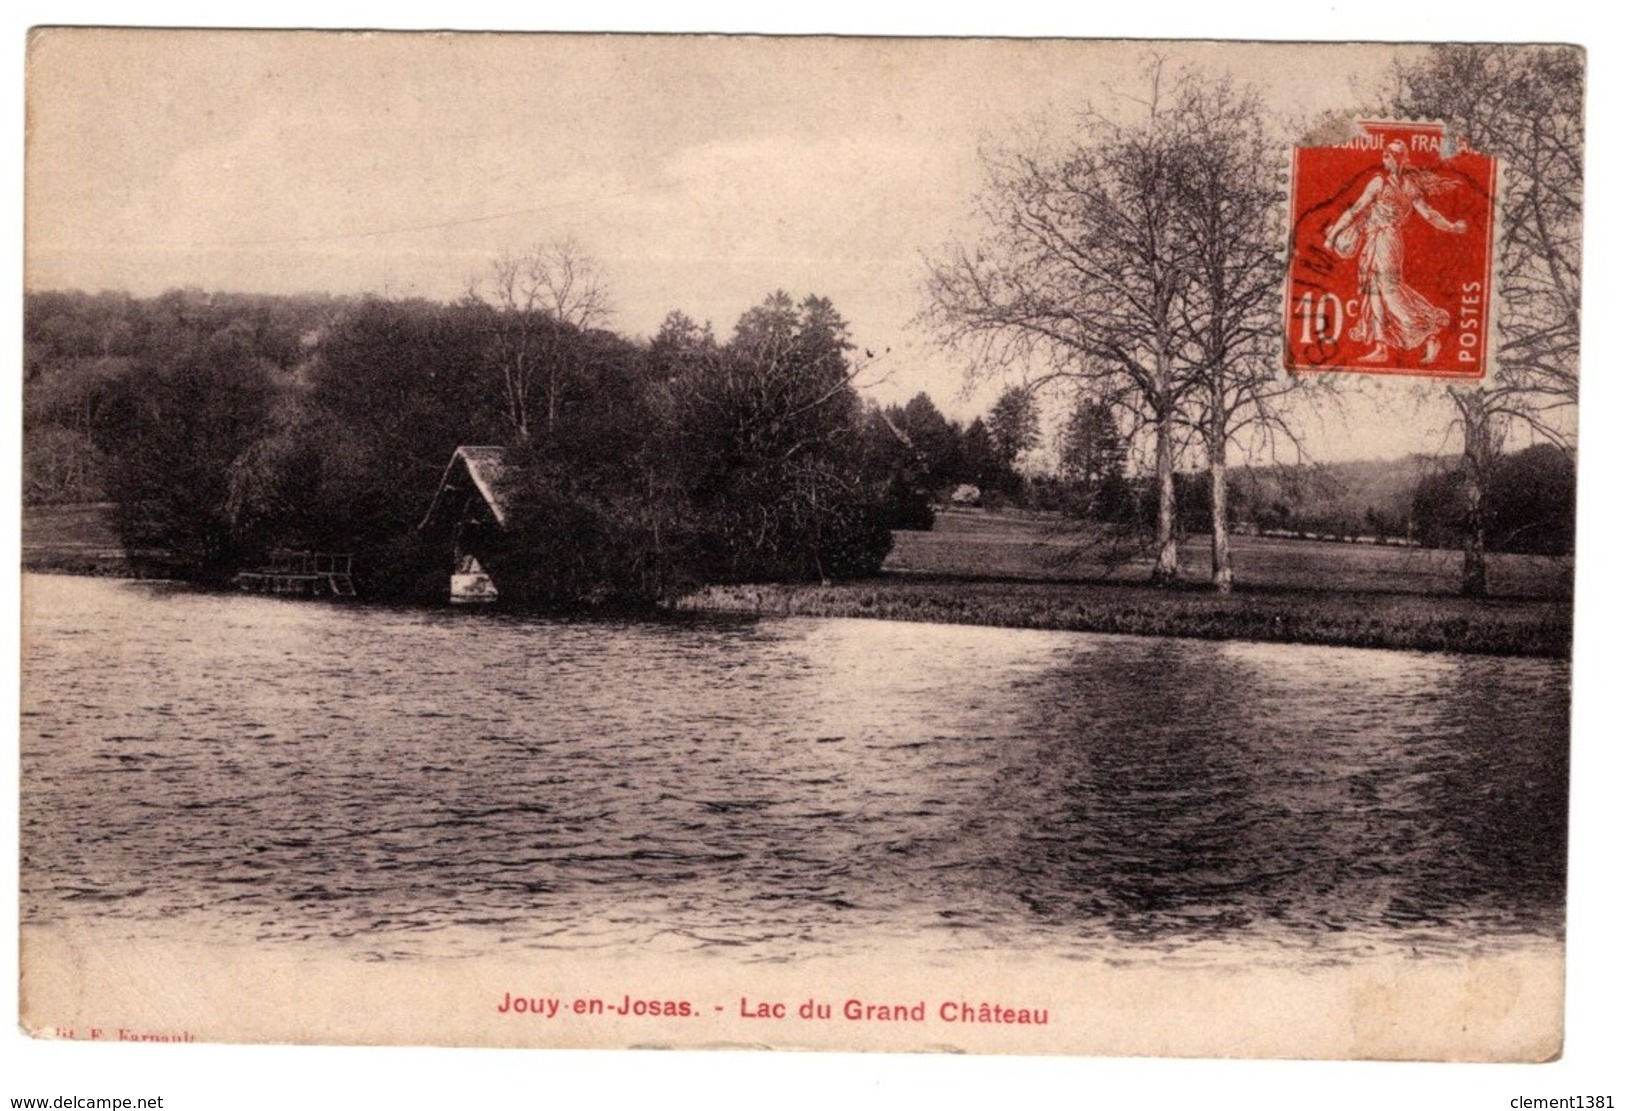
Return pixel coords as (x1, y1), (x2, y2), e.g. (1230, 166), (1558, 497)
(675, 577), (1570, 657)
(21, 503), (138, 576)
(676, 509), (1572, 657)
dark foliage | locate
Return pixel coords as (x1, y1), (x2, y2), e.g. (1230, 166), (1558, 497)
(93, 320), (286, 581)
(879, 476), (937, 532)
(34, 286), (893, 604)
(1055, 395), (1133, 522)
(658, 292), (893, 584)
(24, 289), (341, 505)
(1412, 444), (1575, 556)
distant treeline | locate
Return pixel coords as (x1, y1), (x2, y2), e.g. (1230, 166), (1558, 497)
(852, 382), (1574, 557)
(1207, 453), (1572, 555)
(24, 288), (1574, 606)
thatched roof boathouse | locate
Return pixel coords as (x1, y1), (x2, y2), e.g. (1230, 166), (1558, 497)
(418, 446), (512, 604)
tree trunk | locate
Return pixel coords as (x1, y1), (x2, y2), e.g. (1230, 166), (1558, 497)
(1208, 423), (1233, 594)
(1151, 397), (1179, 585)
(1459, 391), (1492, 598)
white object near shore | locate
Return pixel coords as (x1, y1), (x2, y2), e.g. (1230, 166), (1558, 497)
(450, 554), (498, 604)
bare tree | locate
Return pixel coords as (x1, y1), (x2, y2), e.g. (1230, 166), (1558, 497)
(1168, 76), (1304, 593)
(924, 63), (1195, 584)
(1390, 46), (1583, 595)
(472, 237), (612, 441)
(926, 64), (1315, 590)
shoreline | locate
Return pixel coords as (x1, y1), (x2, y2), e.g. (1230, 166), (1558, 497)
(20, 559), (1571, 658)
(673, 575), (1572, 659)
(20, 559), (1570, 658)
(22, 496), (1572, 659)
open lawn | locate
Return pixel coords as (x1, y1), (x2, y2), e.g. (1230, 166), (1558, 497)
(887, 507), (1572, 600)
(20, 503), (134, 575)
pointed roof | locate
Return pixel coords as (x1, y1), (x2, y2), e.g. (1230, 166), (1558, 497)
(418, 446), (513, 531)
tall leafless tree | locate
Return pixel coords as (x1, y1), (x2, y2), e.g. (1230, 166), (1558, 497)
(1168, 76), (1301, 593)
(1390, 45), (1583, 596)
(924, 63), (1195, 584)
(926, 64), (1311, 590)
(472, 237), (612, 442)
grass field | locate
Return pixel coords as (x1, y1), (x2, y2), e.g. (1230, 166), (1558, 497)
(20, 503), (134, 575)
(888, 507), (1572, 600)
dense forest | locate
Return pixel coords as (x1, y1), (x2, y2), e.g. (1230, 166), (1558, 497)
(24, 286), (900, 604)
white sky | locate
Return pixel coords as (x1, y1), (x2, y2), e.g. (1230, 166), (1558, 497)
(22, 31), (1498, 461)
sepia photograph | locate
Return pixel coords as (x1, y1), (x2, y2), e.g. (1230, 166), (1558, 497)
(10, 9), (1616, 1109)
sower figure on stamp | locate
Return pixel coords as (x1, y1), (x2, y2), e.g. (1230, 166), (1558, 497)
(1324, 140), (1468, 365)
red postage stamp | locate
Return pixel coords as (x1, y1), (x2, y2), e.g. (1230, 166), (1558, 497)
(1284, 121), (1498, 379)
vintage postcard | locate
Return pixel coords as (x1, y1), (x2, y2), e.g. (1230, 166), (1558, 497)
(20, 31), (1581, 1065)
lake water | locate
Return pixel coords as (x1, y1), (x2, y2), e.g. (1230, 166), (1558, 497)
(20, 574), (1568, 967)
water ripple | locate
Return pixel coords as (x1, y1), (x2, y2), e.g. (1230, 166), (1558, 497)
(20, 573), (1567, 965)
